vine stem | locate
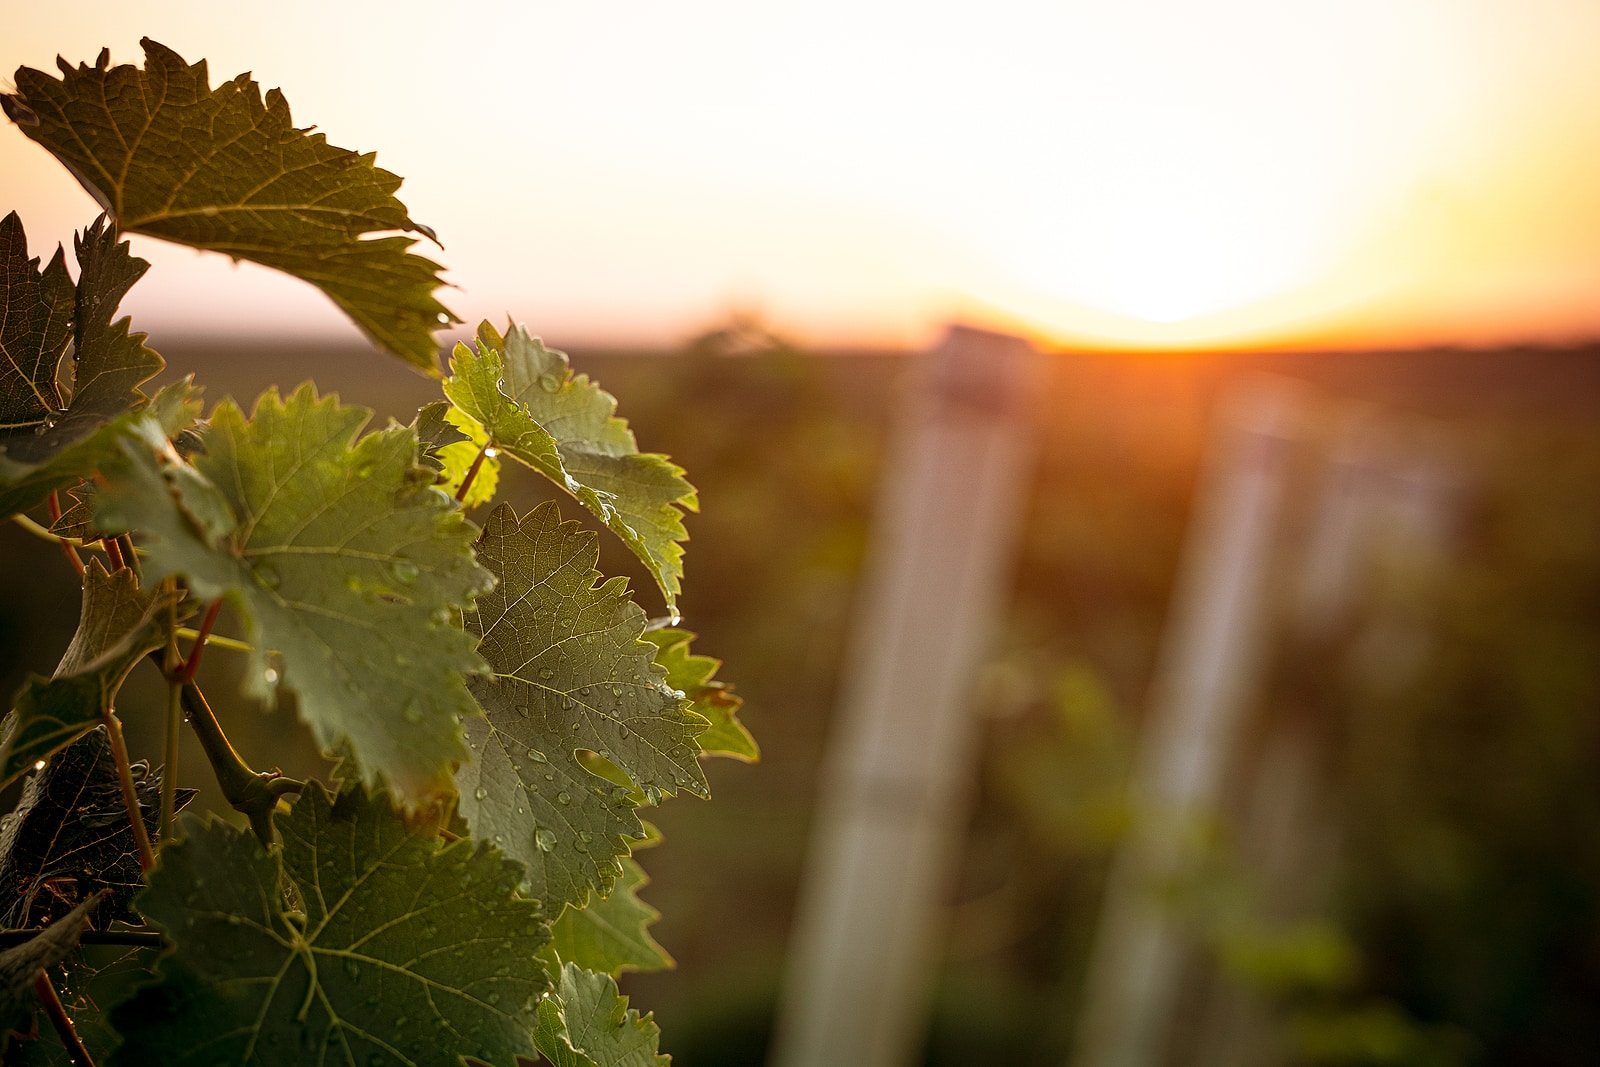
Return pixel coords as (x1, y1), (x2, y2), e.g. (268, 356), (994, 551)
(34, 972), (95, 1067)
(179, 599), (223, 684)
(160, 580), (182, 842)
(143, 651), (304, 847)
(43, 493), (85, 576)
(455, 442), (493, 502)
(100, 537), (124, 571)
(100, 709), (155, 871)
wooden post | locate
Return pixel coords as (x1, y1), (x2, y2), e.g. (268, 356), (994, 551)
(1071, 377), (1308, 1067)
(771, 325), (1039, 1067)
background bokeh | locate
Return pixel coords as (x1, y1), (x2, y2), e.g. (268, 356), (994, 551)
(4, 334), (1596, 1065)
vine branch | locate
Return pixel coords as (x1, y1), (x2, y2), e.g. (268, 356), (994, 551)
(143, 651), (303, 846)
(100, 710), (155, 872)
(34, 972), (95, 1067)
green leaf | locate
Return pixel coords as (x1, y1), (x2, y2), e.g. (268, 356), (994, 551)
(443, 322), (698, 611)
(0, 561), (183, 789)
(0, 728), (195, 929)
(93, 385), (492, 802)
(110, 782), (550, 1067)
(5, 40), (457, 372)
(0, 211), (73, 435)
(644, 629), (756, 762)
(550, 858), (673, 978)
(533, 963), (669, 1067)
(0, 377), (201, 522)
(455, 503), (707, 913)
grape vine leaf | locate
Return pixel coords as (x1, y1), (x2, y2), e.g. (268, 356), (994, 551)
(0, 562), (183, 790)
(39, 216), (164, 452)
(533, 963), (669, 1067)
(0, 211), (72, 435)
(455, 503), (708, 913)
(3, 40), (457, 372)
(92, 385), (493, 801)
(0, 891), (104, 1052)
(443, 322), (698, 611)
(549, 858), (673, 978)
(0, 728), (194, 930)
(0, 380), (200, 523)
(644, 629), (756, 762)
(109, 783), (550, 1067)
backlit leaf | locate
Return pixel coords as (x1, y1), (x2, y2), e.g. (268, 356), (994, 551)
(0, 562), (183, 789)
(455, 503), (707, 913)
(109, 783), (549, 1066)
(92, 385), (492, 801)
(0, 211), (72, 435)
(533, 963), (669, 1067)
(443, 323), (698, 611)
(5, 40), (457, 371)
(550, 858), (673, 978)
(0, 728), (194, 930)
(644, 629), (756, 762)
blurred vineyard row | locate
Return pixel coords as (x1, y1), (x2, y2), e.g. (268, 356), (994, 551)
(2, 332), (1596, 1065)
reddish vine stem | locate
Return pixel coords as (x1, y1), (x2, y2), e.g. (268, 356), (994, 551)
(180, 599), (223, 684)
(100, 537), (124, 571)
(100, 710), (155, 872)
(46, 492), (85, 577)
(455, 442), (492, 502)
(34, 972), (95, 1067)
(113, 532), (140, 580)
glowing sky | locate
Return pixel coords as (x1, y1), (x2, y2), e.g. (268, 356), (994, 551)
(4, 1), (1600, 352)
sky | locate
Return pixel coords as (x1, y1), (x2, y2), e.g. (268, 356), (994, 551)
(4, 0), (1600, 354)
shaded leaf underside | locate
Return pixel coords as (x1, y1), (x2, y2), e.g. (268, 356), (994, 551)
(0, 561), (182, 790)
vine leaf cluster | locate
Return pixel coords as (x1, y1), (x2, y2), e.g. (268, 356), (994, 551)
(0, 37), (753, 1066)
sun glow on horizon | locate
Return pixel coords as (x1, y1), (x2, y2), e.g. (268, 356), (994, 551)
(3, 0), (1600, 353)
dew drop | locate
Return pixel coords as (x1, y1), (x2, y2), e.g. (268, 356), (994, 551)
(515, 704), (530, 718)
(474, 787), (489, 801)
(537, 667), (555, 680)
(543, 772), (554, 782)
(487, 992), (502, 1005)
(263, 667), (280, 685)
(611, 685), (623, 697)
(535, 828), (556, 852)
(539, 373), (561, 393)
(391, 559), (420, 584)
(402, 701), (423, 724)
(556, 792), (571, 805)
(526, 748), (547, 764)
(344, 959), (361, 981)
(483, 446), (499, 458)
(617, 725), (631, 740)
(578, 830), (594, 843)
(32, 760), (44, 771)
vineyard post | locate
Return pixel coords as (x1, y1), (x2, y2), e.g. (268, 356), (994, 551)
(772, 325), (1039, 1067)
(1071, 377), (1307, 1067)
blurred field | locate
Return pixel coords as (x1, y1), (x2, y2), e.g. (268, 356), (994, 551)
(2, 337), (1597, 1065)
